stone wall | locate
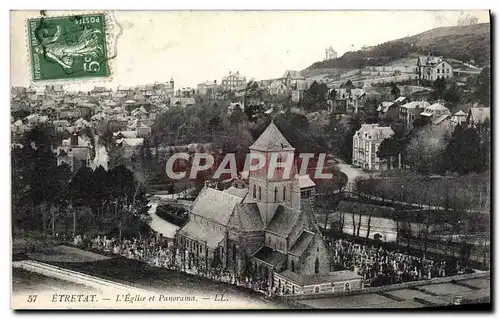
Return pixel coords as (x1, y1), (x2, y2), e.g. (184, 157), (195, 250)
(279, 271), (489, 301)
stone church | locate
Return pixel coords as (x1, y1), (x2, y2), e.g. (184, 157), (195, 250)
(176, 122), (362, 294)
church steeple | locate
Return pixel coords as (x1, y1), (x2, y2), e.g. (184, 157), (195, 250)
(250, 120), (294, 152)
(247, 121), (301, 226)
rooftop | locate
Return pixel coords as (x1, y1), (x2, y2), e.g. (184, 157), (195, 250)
(250, 121), (295, 152)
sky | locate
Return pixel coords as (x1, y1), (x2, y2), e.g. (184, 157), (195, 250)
(10, 10), (490, 90)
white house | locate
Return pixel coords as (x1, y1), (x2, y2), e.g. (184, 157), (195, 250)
(352, 124), (394, 171)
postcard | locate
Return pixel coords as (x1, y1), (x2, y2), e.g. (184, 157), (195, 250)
(10, 10), (491, 310)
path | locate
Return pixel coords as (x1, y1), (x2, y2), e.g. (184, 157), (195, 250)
(333, 158), (372, 191)
(147, 202), (179, 239)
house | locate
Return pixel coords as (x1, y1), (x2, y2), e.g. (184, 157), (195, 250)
(56, 134), (92, 172)
(176, 122), (340, 295)
(291, 80), (315, 103)
(221, 71), (247, 92)
(378, 97), (408, 120)
(11, 119), (30, 139)
(420, 103), (451, 125)
(399, 101), (430, 125)
(45, 85), (65, 96)
(377, 102), (395, 119)
(131, 106), (148, 120)
(269, 80), (290, 97)
(116, 138), (144, 157)
(417, 56), (453, 82)
(127, 119), (152, 137)
(347, 88), (366, 114)
(197, 80), (218, 98)
(113, 130), (137, 139)
(451, 110), (468, 125)
(155, 78), (175, 97)
(466, 107), (490, 128)
(227, 102), (244, 116)
(352, 124), (394, 171)
(91, 86), (112, 97)
(11, 87), (27, 99)
(52, 120), (72, 133)
(170, 97), (196, 108)
(74, 118), (91, 131)
(282, 70), (305, 86)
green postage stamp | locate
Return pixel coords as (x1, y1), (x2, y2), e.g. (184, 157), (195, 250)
(27, 13), (110, 82)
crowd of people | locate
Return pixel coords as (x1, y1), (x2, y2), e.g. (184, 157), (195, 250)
(326, 238), (474, 287)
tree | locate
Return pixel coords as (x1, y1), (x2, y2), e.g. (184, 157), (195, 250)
(12, 125), (72, 235)
(474, 67), (490, 106)
(328, 88), (337, 101)
(443, 83), (461, 104)
(406, 125), (451, 174)
(390, 83), (400, 99)
(342, 80), (355, 93)
(229, 104), (245, 123)
(302, 81), (329, 111)
(442, 124), (486, 174)
(377, 136), (399, 169)
(431, 77), (447, 100)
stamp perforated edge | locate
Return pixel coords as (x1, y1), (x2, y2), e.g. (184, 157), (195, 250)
(23, 10), (122, 87)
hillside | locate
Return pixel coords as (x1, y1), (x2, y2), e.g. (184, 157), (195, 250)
(305, 23), (490, 72)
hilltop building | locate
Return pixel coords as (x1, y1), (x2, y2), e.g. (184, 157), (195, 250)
(221, 71), (247, 92)
(416, 55), (453, 82)
(324, 46), (338, 60)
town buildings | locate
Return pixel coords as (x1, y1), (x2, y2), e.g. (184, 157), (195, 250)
(417, 56), (453, 82)
(466, 107), (490, 128)
(197, 80), (218, 98)
(420, 103), (452, 126)
(56, 134), (92, 172)
(352, 124), (395, 171)
(221, 71), (247, 92)
(399, 101), (431, 125)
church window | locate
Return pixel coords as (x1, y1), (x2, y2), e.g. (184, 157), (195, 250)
(283, 186), (286, 201)
(258, 186), (262, 200)
(344, 282), (351, 291)
(314, 286), (320, 293)
(232, 244), (237, 262)
(274, 187), (278, 202)
(291, 259), (295, 272)
(253, 184), (256, 198)
(315, 257), (319, 274)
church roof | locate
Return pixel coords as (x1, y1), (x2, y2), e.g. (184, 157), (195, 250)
(249, 121), (295, 152)
(177, 221), (225, 249)
(191, 187), (243, 226)
(223, 186), (248, 199)
(265, 205), (301, 237)
(252, 246), (286, 267)
(289, 230), (315, 257)
(228, 203), (264, 231)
